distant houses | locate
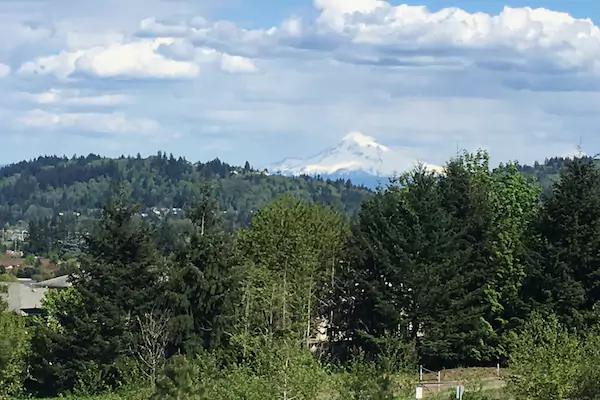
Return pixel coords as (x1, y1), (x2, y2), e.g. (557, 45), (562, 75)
(0, 256), (54, 272)
(0, 258), (25, 273)
(4, 250), (23, 258)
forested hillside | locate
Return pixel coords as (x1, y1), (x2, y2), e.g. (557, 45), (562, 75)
(0, 152), (370, 229)
(516, 156), (570, 191)
(0, 152), (579, 230)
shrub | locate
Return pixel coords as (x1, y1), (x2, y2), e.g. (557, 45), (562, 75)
(506, 313), (581, 400)
(0, 311), (30, 397)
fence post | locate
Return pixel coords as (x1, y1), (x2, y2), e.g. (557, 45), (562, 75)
(497, 363), (500, 377)
(419, 365), (423, 383)
(437, 370), (441, 392)
(415, 386), (423, 399)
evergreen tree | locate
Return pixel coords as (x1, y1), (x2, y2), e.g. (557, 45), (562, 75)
(430, 152), (540, 366)
(431, 151), (505, 366)
(27, 187), (166, 396)
(338, 165), (449, 362)
(166, 183), (238, 355)
(535, 156), (600, 331)
(343, 152), (540, 368)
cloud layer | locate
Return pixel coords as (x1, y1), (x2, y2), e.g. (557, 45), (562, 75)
(0, 0), (598, 167)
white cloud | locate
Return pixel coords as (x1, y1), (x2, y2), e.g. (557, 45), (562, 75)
(18, 38), (201, 79)
(0, 63), (10, 77)
(220, 54), (258, 74)
(139, 17), (198, 37)
(22, 89), (131, 106)
(17, 35), (260, 79)
(24, 2), (600, 81)
(18, 109), (160, 135)
(137, 2), (600, 77)
(314, 0), (387, 29)
(321, 4), (600, 73)
(63, 30), (126, 50)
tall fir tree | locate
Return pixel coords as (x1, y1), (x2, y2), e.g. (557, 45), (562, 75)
(338, 165), (451, 362)
(342, 152), (540, 368)
(431, 152), (540, 366)
(165, 183), (238, 355)
(27, 187), (165, 396)
(535, 156), (600, 331)
(432, 151), (507, 366)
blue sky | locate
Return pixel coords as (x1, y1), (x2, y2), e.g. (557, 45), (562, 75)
(0, 0), (599, 169)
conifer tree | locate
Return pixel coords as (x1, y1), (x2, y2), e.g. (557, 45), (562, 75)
(535, 156), (600, 331)
(166, 183), (238, 355)
(27, 186), (165, 396)
(430, 151), (538, 366)
(339, 165), (449, 361)
(344, 152), (540, 367)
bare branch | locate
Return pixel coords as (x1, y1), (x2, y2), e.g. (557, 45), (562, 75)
(128, 307), (172, 388)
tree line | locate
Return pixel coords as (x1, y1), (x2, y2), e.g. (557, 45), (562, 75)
(2, 150), (600, 399)
(0, 152), (370, 229)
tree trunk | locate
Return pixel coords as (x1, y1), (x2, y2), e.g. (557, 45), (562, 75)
(305, 280), (312, 347)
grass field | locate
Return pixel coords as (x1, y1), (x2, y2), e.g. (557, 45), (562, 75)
(418, 367), (507, 398)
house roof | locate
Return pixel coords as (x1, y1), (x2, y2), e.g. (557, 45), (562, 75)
(1, 282), (48, 312)
(0, 258), (25, 267)
(0, 257), (52, 267)
(31, 275), (71, 289)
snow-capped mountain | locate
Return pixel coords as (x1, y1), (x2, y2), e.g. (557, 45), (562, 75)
(270, 132), (441, 187)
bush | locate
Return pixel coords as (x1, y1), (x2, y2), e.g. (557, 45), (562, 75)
(151, 355), (208, 400)
(0, 311), (30, 397)
(335, 334), (418, 400)
(506, 313), (581, 400)
(574, 328), (600, 399)
(153, 339), (337, 400)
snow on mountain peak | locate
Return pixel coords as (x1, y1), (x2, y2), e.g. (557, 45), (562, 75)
(340, 131), (389, 151)
(270, 132), (442, 178)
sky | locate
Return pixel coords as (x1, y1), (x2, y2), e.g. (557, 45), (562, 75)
(1, 0), (600, 169)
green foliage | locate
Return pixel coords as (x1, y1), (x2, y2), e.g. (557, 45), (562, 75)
(27, 188), (168, 396)
(534, 156), (600, 332)
(151, 355), (208, 400)
(342, 152), (540, 367)
(39, 286), (82, 333)
(337, 347), (415, 400)
(0, 274), (16, 311)
(218, 339), (332, 400)
(6, 151), (600, 399)
(0, 153), (371, 231)
(166, 184), (239, 354)
(235, 194), (349, 347)
(575, 328), (600, 399)
(333, 165), (445, 360)
(152, 342), (334, 400)
(0, 311), (30, 397)
(506, 313), (581, 400)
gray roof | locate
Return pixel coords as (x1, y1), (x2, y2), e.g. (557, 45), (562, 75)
(31, 275), (72, 289)
(1, 282), (48, 313)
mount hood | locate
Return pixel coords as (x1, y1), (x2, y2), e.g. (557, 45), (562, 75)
(270, 132), (441, 186)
